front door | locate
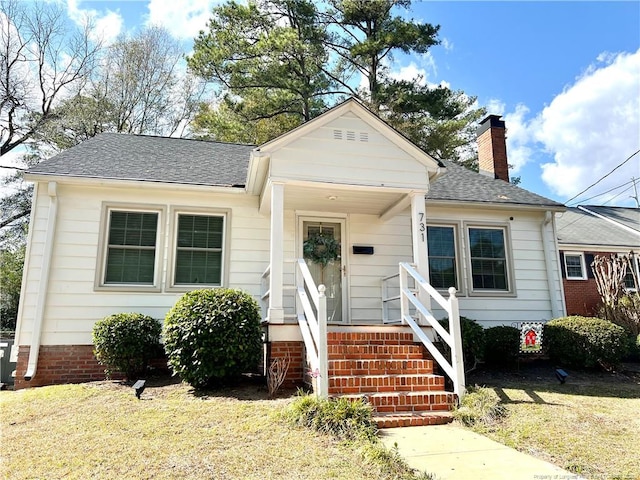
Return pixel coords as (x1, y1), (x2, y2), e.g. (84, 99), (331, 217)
(301, 219), (347, 323)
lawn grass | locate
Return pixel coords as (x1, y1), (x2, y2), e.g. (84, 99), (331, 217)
(0, 379), (422, 480)
(466, 365), (640, 480)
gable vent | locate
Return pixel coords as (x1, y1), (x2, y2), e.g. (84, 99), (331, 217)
(332, 129), (369, 142)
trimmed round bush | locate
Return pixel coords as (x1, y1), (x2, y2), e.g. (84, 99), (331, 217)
(438, 316), (485, 370)
(545, 316), (628, 369)
(93, 313), (162, 380)
(163, 288), (263, 388)
(483, 326), (520, 366)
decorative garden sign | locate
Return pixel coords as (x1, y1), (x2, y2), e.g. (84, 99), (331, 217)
(520, 322), (544, 353)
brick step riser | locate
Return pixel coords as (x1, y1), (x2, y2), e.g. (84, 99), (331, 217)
(328, 344), (426, 359)
(374, 414), (453, 428)
(339, 393), (455, 414)
(329, 376), (445, 395)
(327, 332), (415, 343)
(329, 359), (434, 376)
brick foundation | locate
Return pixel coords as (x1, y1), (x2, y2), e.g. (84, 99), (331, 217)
(13, 345), (168, 390)
(267, 341), (305, 388)
(14, 345), (109, 390)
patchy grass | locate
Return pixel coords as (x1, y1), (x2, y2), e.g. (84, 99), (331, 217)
(466, 364), (640, 479)
(0, 378), (427, 480)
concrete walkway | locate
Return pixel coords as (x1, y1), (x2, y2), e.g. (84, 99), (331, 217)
(380, 424), (582, 480)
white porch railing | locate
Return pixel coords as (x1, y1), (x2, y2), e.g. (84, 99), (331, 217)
(295, 259), (328, 398)
(392, 262), (466, 398)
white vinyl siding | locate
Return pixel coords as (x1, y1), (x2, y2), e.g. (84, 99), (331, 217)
(564, 252), (587, 280)
(270, 112), (431, 191)
(18, 184), (269, 346)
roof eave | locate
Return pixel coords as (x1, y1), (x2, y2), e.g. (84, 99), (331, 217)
(24, 173), (248, 194)
(426, 198), (566, 212)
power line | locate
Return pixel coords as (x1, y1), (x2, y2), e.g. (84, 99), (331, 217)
(565, 148), (640, 205)
(566, 179), (634, 206)
(600, 184), (635, 206)
(0, 165), (26, 171)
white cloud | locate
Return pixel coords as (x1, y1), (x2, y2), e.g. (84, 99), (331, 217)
(65, 0), (124, 44)
(504, 104), (534, 173)
(486, 99), (505, 116)
(146, 0), (220, 41)
(538, 49), (640, 200)
(389, 62), (428, 85)
(441, 38), (453, 52)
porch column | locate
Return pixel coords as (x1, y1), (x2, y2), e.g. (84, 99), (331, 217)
(410, 191), (432, 321)
(269, 182), (285, 323)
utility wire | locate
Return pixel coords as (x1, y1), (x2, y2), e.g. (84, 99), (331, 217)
(566, 179), (634, 206)
(600, 184), (635, 206)
(565, 148), (640, 205)
(0, 165), (26, 171)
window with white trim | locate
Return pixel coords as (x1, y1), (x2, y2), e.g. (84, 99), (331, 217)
(623, 254), (639, 291)
(467, 226), (510, 292)
(173, 213), (225, 286)
(426, 225), (458, 290)
(104, 210), (159, 285)
(564, 252), (587, 280)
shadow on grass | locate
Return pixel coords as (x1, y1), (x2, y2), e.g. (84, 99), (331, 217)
(467, 359), (640, 400)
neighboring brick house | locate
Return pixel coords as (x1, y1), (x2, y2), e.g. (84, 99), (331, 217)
(556, 205), (640, 316)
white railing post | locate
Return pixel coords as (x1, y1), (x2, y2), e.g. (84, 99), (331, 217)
(317, 284), (328, 399)
(399, 265), (409, 324)
(268, 182), (285, 323)
(448, 287), (466, 399)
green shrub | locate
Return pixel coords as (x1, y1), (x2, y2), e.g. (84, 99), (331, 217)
(92, 313), (162, 380)
(163, 288), (263, 388)
(453, 385), (505, 427)
(283, 394), (377, 441)
(623, 333), (640, 361)
(545, 316), (628, 369)
(438, 316), (485, 370)
(483, 326), (520, 366)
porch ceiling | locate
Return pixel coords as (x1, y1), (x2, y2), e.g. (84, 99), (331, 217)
(263, 182), (410, 216)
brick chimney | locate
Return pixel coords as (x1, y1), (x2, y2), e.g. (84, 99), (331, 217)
(477, 115), (509, 182)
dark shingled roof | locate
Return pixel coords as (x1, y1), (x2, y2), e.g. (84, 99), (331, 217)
(427, 160), (563, 208)
(28, 133), (563, 209)
(556, 206), (640, 248)
(580, 205), (640, 234)
(28, 133), (253, 187)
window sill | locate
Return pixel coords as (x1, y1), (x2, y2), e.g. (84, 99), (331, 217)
(467, 290), (517, 298)
(165, 284), (224, 293)
(94, 284), (162, 293)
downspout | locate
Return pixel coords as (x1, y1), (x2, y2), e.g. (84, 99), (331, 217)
(24, 181), (58, 381)
(10, 183), (39, 365)
(541, 211), (563, 318)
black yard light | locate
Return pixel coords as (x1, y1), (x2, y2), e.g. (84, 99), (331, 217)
(133, 379), (146, 399)
(555, 368), (568, 384)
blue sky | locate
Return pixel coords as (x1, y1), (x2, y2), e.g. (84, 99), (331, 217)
(37, 1), (640, 206)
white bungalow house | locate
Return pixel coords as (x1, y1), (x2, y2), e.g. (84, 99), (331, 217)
(11, 99), (565, 426)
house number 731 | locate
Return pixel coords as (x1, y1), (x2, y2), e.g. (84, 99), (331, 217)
(418, 212), (426, 242)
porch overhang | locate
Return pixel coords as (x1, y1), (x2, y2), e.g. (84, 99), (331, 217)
(258, 177), (432, 219)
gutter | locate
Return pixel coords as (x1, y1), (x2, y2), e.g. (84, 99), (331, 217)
(541, 211), (564, 318)
(24, 181), (58, 381)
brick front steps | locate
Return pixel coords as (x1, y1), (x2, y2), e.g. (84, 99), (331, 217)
(327, 331), (455, 428)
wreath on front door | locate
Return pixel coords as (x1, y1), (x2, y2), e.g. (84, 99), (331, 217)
(303, 233), (340, 267)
